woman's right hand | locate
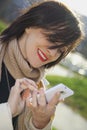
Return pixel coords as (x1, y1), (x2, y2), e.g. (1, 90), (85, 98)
(8, 78), (37, 117)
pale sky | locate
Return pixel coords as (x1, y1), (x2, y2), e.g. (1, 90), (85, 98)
(58, 0), (87, 16)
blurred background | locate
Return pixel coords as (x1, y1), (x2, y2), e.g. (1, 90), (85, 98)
(0, 0), (87, 130)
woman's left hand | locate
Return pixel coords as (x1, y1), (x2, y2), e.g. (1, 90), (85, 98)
(26, 87), (61, 129)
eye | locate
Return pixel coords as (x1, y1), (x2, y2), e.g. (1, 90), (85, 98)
(47, 44), (66, 57)
(58, 49), (63, 54)
(47, 45), (58, 50)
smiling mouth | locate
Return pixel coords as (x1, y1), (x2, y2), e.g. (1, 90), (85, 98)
(37, 48), (48, 62)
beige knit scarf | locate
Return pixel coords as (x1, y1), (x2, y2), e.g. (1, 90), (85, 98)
(0, 39), (45, 83)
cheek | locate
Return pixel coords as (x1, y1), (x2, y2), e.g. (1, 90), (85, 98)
(49, 55), (59, 62)
(25, 43), (31, 59)
(25, 44), (37, 60)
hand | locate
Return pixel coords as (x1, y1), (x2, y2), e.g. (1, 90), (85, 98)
(26, 88), (62, 129)
(8, 78), (37, 117)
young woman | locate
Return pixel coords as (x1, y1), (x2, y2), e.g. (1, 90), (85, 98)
(0, 0), (83, 130)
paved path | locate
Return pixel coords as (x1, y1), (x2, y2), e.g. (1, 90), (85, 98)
(52, 103), (87, 130)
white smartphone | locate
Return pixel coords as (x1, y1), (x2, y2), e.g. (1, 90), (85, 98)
(44, 83), (74, 102)
(29, 83), (74, 102)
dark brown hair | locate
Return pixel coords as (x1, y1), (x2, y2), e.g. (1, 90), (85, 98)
(0, 0), (83, 68)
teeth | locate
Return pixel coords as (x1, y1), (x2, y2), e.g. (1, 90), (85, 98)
(38, 49), (47, 60)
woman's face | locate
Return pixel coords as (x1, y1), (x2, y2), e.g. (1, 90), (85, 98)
(19, 28), (62, 68)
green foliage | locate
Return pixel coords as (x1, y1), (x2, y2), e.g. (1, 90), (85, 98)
(0, 21), (7, 33)
(52, 127), (57, 130)
(46, 75), (87, 119)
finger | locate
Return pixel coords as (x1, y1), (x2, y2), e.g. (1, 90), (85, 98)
(20, 78), (38, 100)
(13, 79), (23, 93)
(21, 88), (30, 100)
(49, 92), (61, 107)
(21, 79), (37, 92)
(59, 98), (65, 102)
(26, 100), (34, 111)
(21, 82), (36, 92)
(18, 99), (25, 111)
(14, 78), (37, 94)
(38, 88), (46, 107)
(23, 78), (37, 89)
(31, 90), (38, 107)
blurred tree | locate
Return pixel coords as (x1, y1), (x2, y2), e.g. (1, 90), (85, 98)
(76, 15), (87, 59)
(0, 0), (43, 23)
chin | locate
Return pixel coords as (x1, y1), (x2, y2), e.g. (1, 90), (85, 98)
(32, 64), (43, 68)
(30, 64), (39, 68)
(29, 60), (44, 68)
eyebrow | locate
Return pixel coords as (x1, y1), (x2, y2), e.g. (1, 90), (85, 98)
(48, 45), (57, 49)
(47, 41), (68, 49)
(48, 44), (63, 49)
